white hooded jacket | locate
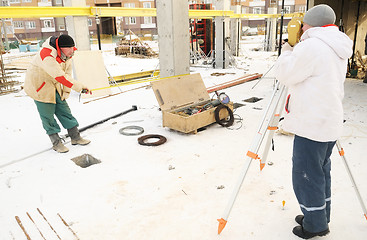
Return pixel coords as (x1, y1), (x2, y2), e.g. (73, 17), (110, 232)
(275, 25), (353, 142)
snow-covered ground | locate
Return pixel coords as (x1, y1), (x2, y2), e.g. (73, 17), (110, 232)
(0, 36), (366, 240)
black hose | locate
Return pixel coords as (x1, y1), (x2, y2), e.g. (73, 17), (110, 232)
(214, 104), (234, 127)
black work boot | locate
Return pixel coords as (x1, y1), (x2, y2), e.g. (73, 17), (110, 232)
(49, 133), (69, 153)
(293, 225), (330, 239)
(295, 215), (304, 225)
(67, 126), (91, 145)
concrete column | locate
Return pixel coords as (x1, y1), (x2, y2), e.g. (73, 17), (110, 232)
(307, 0), (315, 9)
(64, 0), (91, 51)
(214, 0), (231, 69)
(156, 0), (190, 78)
(230, 5), (241, 57)
(265, 7), (277, 52)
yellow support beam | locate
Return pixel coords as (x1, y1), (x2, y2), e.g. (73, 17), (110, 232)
(92, 7), (156, 17)
(188, 10), (233, 18)
(0, 7), (91, 18)
(238, 13), (278, 19)
(0, 6), (303, 19)
(109, 70), (160, 82)
(93, 72), (189, 92)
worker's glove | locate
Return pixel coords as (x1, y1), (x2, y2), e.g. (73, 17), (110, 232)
(281, 42), (294, 52)
(81, 88), (92, 94)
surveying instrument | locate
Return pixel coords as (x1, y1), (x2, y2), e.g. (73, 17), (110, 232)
(217, 15), (367, 235)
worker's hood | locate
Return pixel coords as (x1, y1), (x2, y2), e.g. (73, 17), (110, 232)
(301, 25), (353, 60)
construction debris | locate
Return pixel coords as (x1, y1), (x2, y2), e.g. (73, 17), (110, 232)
(353, 51), (367, 79)
(0, 59), (21, 95)
(15, 209), (80, 240)
(0, 40), (22, 95)
(210, 72), (236, 76)
(243, 97), (263, 103)
(71, 154), (101, 168)
(115, 30), (157, 58)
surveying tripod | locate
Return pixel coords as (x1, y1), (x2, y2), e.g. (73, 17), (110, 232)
(217, 81), (367, 234)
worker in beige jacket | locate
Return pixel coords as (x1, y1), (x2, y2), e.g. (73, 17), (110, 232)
(24, 34), (91, 153)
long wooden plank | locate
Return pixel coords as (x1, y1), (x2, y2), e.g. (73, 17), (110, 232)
(207, 73), (262, 93)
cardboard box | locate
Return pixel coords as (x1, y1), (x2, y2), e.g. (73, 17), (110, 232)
(151, 73), (233, 134)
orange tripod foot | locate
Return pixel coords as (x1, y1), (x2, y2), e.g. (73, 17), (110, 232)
(217, 218), (227, 234)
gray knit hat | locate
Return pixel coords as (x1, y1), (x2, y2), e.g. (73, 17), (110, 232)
(303, 4), (336, 27)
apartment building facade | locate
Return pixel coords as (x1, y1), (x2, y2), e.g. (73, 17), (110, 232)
(0, 0), (98, 40)
(0, 0), (156, 41)
(240, 0), (307, 33)
(1, 0), (306, 42)
(94, 0), (157, 36)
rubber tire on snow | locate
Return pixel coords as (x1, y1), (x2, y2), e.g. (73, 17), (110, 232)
(138, 134), (167, 146)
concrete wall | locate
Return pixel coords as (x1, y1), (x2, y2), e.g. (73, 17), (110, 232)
(313, 0), (367, 56)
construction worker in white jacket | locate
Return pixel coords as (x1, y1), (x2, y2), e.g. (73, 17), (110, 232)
(275, 4), (353, 239)
(24, 34), (91, 153)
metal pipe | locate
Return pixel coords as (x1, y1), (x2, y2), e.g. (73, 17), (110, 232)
(1, 106), (138, 169)
(339, 0), (345, 32)
(351, 0), (361, 68)
(222, 19), (225, 69)
(95, 15), (102, 50)
(190, 19), (194, 64)
(212, 20), (216, 68)
(277, 0), (285, 56)
(237, 19), (240, 56)
(77, 105), (137, 134)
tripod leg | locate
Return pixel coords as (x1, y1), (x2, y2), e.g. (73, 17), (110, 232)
(259, 114), (281, 170)
(336, 140), (367, 221)
(217, 84), (286, 234)
(259, 89), (288, 170)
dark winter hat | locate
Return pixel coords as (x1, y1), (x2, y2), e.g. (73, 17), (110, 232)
(57, 34), (75, 48)
(303, 4), (336, 27)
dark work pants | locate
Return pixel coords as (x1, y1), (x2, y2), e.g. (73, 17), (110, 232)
(292, 135), (336, 233)
(34, 92), (78, 135)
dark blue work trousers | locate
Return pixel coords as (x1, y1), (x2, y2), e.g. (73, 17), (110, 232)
(292, 135), (336, 233)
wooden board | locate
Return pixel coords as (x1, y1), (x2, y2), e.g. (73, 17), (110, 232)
(72, 50), (111, 98)
(151, 73), (209, 112)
